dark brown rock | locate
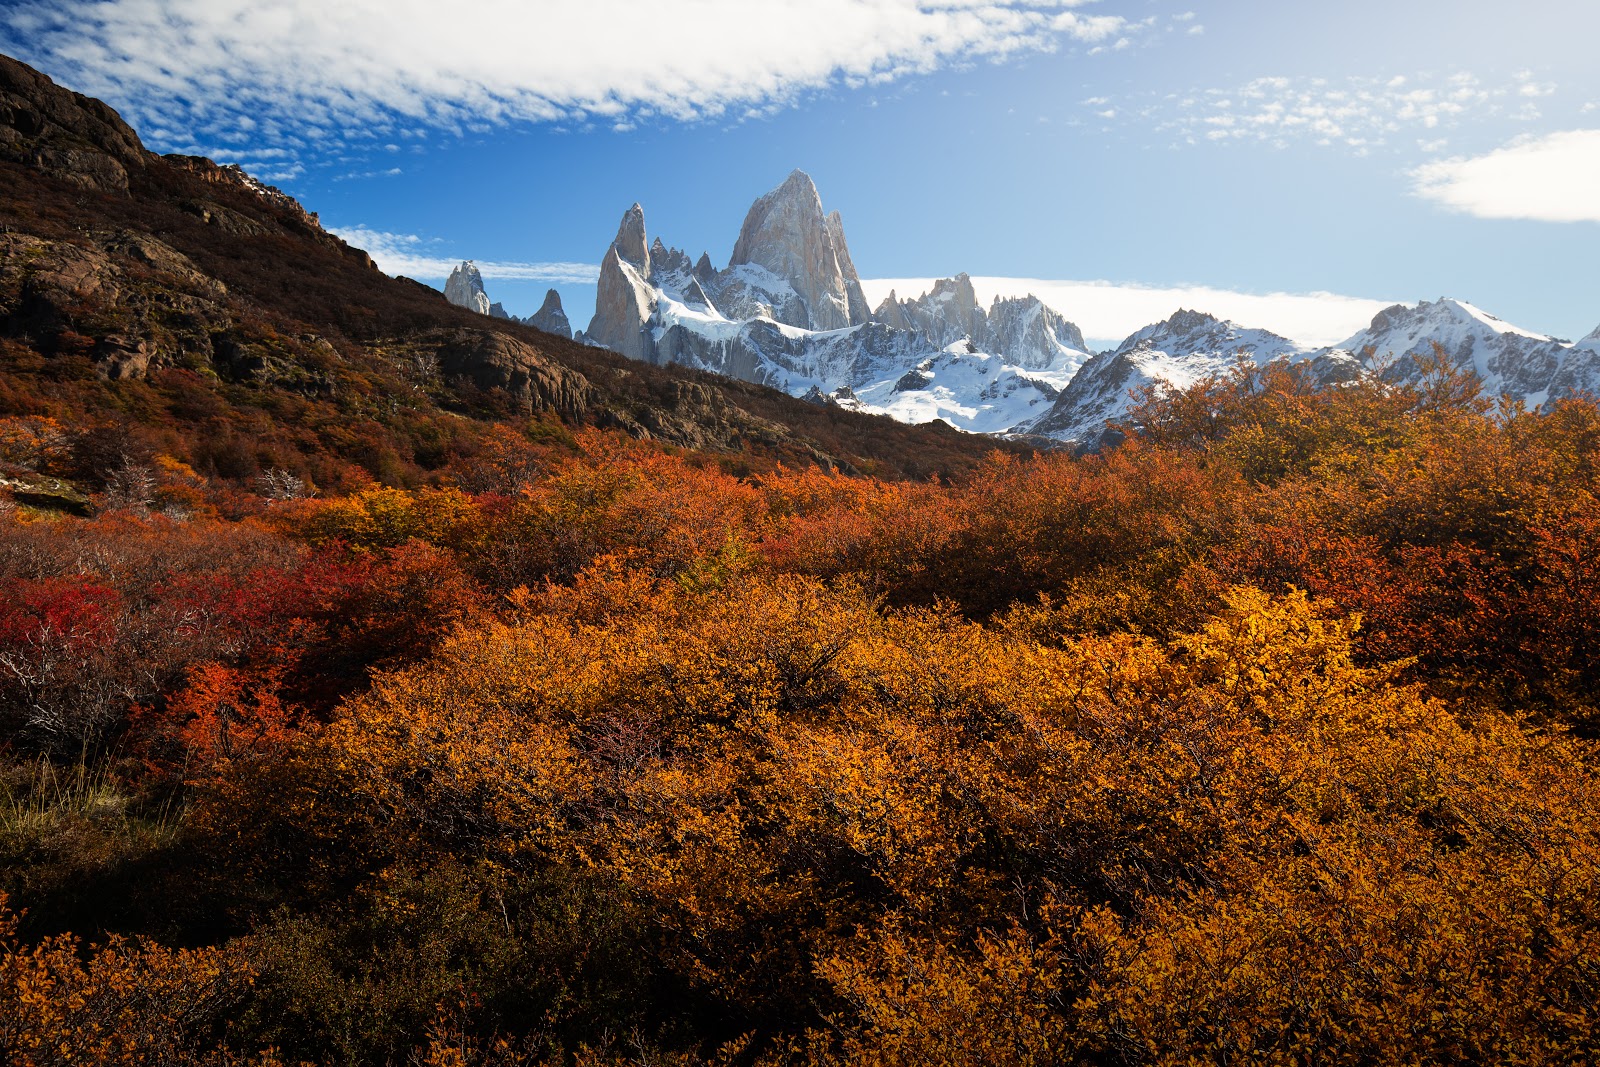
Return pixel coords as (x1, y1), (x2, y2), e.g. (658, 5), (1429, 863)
(430, 329), (593, 418)
(0, 53), (149, 194)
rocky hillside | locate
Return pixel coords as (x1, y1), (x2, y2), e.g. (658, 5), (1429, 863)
(0, 53), (1026, 500)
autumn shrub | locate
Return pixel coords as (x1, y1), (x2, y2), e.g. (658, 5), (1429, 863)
(1, 354), (1599, 1063)
(232, 861), (654, 1067)
(287, 571), (1600, 1062)
(0, 894), (266, 1066)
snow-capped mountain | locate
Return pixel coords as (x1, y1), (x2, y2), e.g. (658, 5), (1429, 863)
(874, 273), (1090, 373)
(582, 171), (1088, 434)
(1029, 299), (1600, 447)
(1328, 298), (1576, 406)
(722, 169), (871, 331)
(451, 173), (1596, 448)
(1026, 310), (1361, 445)
(1554, 324), (1600, 400)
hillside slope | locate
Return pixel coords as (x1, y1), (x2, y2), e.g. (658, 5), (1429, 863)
(0, 53), (1020, 500)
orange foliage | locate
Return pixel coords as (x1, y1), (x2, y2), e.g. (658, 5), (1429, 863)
(0, 896), (268, 1066)
(5, 372), (1600, 1063)
(160, 662), (299, 768)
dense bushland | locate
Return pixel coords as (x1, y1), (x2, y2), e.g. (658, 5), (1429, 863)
(2, 362), (1599, 1065)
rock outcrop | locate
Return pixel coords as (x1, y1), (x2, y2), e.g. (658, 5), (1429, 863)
(0, 53), (149, 194)
(724, 170), (868, 331)
(528, 288), (573, 339)
(165, 157), (327, 234)
(0, 230), (231, 381)
(429, 328), (592, 417)
(586, 207), (660, 362)
(444, 260), (493, 316)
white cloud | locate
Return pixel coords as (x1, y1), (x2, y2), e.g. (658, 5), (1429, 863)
(2, 0), (1131, 159)
(1411, 130), (1600, 223)
(329, 227), (600, 285)
(862, 277), (1395, 348)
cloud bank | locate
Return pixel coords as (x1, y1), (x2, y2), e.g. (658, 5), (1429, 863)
(862, 277), (1395, 349)
(331, 228), (599, 286)
(335, 228), (1397, 348)
(1412, 130), (1600, 223)
(1, 0), (1130, 154)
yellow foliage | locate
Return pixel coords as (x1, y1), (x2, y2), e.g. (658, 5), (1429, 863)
(307, 570), (1600, 1060)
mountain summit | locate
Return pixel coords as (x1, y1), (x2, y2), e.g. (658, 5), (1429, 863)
(1329, 297), (1576, 403)
(726, 169), (870, 331)
(580, 172), (1091, 434)
(444, 260), (492, 316)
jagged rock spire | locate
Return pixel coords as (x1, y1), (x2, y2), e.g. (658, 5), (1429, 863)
(728, 169), (868, 331)
(825, 210), (872, 326)
(613, 203), (649, 272)
(444, 260), (492, 315)
(529, 289), (572, 340)
(587, 204), (658, 361)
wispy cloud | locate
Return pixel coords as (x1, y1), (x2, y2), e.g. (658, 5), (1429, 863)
(1, 0), (1137, 167)
(1412, 130), (1600, 223)
(1101, 71), (1557, 153)
(862, 277), (1395, 349)
(330, 227), (600, 285)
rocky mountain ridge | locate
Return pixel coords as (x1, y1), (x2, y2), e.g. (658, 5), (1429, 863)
(553, 173), (1600, 446)
(1325, 297), (1593, 406)
(1024, 298), (1600, 447)
(1026, 310), (1360, 446)
(575, 172), (1090, 435)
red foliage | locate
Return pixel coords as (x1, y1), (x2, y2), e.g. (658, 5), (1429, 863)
(0, 576), (124, 651)
(160, 661), (301, 768)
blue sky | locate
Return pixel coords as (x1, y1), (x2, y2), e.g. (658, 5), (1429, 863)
(4, 0), (1598, 347)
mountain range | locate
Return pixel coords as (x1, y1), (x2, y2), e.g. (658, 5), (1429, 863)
(447, 171), (1600, 447)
